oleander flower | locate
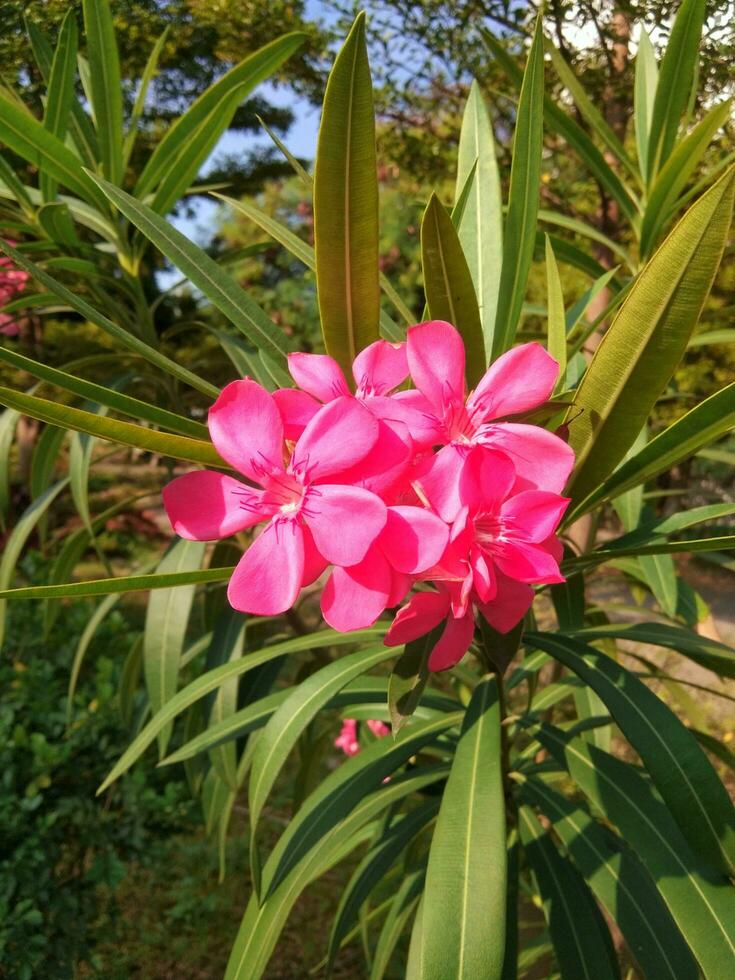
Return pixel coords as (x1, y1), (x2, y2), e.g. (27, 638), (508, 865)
(385, 448), (569, 671)
(334, 717), (390, 757)
(163, 379), (388, 615)
(0, 246), (30, 337)
(396, 320), (575, 519)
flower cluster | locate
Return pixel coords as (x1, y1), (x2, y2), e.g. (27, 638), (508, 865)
(334, 718), (390, 757)
(163, 321), (573, 671)
(0, 246), (29, 337)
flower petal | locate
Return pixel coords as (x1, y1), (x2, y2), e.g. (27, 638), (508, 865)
(458, 446), (516, 515)
(291, 397), (380, 482)
(415, 443), (470, 523)
(379, 505), (449, 574)
(501, 490), (570, 543)
(470, 546), (496, 603)
(288, 352), (350, 401)
(321, 550), (392, 631)
(384, 589), (450, 646)
(353, 340), (408, 395)
(494, 539), (565, 584)
(390, 389), (444, 447)
(301, 523), (328, 586)
(163, 470), (265, 541)
(227, 519), (304, 615)
(272, 388), (321, 441)
(477, 571), (534, 634)
(478, 423), (575, 493)
(406, 320), (465, 413)
(330, 418), (411, 496)
(467, 342), (558, 422)
(208, 379), (284, 483)
(305, 484), (386, 566)
(428, 611), (475, 672)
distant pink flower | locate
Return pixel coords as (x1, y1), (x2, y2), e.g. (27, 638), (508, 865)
(335, 717), (390, 757)
(386, 449), (569, 671)
(163, 379), (387, 616)
(0, 246), (30, 337)
(396, 321), (574, 520)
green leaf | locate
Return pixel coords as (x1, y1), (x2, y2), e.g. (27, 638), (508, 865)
(135, 33), (305, 203)
(249, 645), (400, 874)
(635, 29), (658, 180)
(522, 780), (696, 980)
(90, 178), (293, 363)
(0, 407), (19, 529)
(0, 567), (232, 602)
(0, 386), (223, 467)
(41, 10), (78, 201)
(538, 209), (632, 270)
(82, 0), (123, 183)
(327, 802), (438, 976)
(535, 724), (735, 978)
(420, 679), (506, 980)
(518, 805), (620, 980)
(0, 346), (208, 438)
(314, 12), (380, 376)
(456, 79), (503, 349)
(144, 539), (206, 755)
(485, 31), (639, 229)
(569, 621), (735, 680)
(646, 0), (706, 180)
(369, 869), (425, 980)
(571, 382), (735, 517)
(205, 608), (247, 788)
(67, 591), (122, 721)
(566, 165), (735, 505)
(213, 193), (406, 338)
(123, 27), (169, 168)
(492, 18), (544, 358)
(544, 236), (566, 389)
(528, 633), (735, 875)
(0, 153), (35, 218)
(387, 631), (435, 733)
(225, 765), (447, 980)
(638, 552), (679, 617)
(256, 113), (312, 187)
(641, 100), (732, 256)
(0, 238), (218, 398)
(97, 628), (384, 793)
(421, 192), (486, 385)
(0, 478), (69, 649)
(0, 91), (107, 211)
(545, 39), (638, 184)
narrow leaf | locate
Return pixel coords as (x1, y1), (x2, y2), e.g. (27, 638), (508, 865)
(82, 0), (123, 183)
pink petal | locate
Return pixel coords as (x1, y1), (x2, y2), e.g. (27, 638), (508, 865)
(287, 352), (350, 401)
(458, 447), (516, 515)
(321, 551), (392, 631)
(353, 340), (408, 396)
(163, 470), (266, 541)
(305, 484), (386, 566)
(384, 590), (450, 646)
(272, 388), (321, 441)
(335, 718), (360, 756)
(367, 719), (390, 737)
(428, 611), (475, 672)
(379, 506), (449, 574)
(501, 491), (570, 543)
(331, 418), (412, 496)
(291, 397), (380, 482)
(494, 539), (565, 584)
(227, 519), (304, 615)
(477, 572), (534, 634)
(415, 443), (470, 523)
(406, 320), (465, 414)
(208, 379), (284, 483)
(301, 524), (328, 586)
(470, 546), (496, 602)
(478, 423), (575, 494)
(390, 390), (444, 447)
(387, 570), (413, 607)
(541, 533), (564, 563)
(467, 342), (558, 422)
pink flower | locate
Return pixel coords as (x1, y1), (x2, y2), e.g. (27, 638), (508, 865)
(0, 245), (30, 336)
(334, 718), (360, 756)
(335, 717), (390, 757)
(397, 321), (575, 520)
(274, 340), (421, 496)
(163, 379), (388, 616)
(386, 449), (569, 671)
